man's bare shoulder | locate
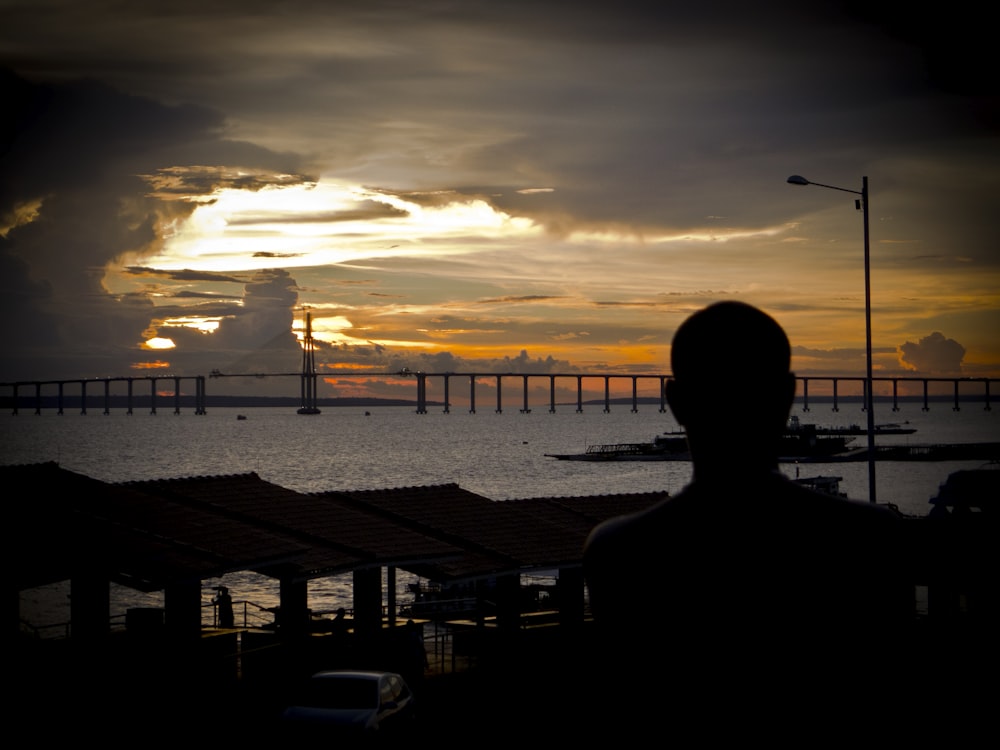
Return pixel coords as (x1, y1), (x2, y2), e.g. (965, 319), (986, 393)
(584, 473), (901, 559)
(583, 491), (688, 561)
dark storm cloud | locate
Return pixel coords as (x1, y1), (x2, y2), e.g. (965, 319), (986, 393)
(2, 1), (997, 387)
(899, 332), (966, 374)
(206, 269), (300, 351)
(0, 69), (309, 380)
(155, 269), (304, 391)
(0, 236), (59, 350)
(12, 1), (986, 235)
(141, 166), (312, 198)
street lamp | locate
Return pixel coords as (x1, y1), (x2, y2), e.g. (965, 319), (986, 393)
(787, 174), (877, 505)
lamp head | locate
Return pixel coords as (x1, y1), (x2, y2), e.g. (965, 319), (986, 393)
(787, 175), (810, 186)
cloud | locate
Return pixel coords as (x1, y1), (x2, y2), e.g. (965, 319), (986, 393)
(0, 70), (308, 381)
(899, 333), (966, 374)
(1, 5), (997, 392)
(477, 295), (566, 305)
(141, 166), (312, 200)
(164, 269), (300, 355)
(318, 342), (578, 378)
(125, 267), (247, 283)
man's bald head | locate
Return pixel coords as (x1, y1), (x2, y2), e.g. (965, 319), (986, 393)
(667, 302), (796, 452)
(670, 301), (791, 388)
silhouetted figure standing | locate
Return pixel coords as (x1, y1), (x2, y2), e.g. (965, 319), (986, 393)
(398, 619), (429, 692)
(330, 606), (349, 635)
(583, 302), (913, 739)
(214, 586), (234, 629)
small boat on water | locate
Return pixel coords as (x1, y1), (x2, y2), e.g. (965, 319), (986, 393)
(793, 474), (848, 498)
(545, 437), (688, 462)
(786, 415), (916, 436)
(545, 424), (855, 462)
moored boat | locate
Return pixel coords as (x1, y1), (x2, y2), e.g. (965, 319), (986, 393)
(793, 474), (848, 498)
(786, 415), (916, 436)
(544, 438), (688, 461)
(545, 428), (854, 462)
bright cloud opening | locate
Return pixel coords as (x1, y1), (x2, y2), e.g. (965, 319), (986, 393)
(143, 179), (544, 274)
(143, 337), (176, 350)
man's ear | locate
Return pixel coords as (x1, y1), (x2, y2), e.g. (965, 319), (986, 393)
(665, 378), (689, 426)
(782, 372), (797, 411)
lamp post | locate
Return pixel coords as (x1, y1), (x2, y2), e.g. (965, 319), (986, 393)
(787, 174), (876, 504)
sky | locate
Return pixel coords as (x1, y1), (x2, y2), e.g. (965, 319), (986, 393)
(2, 1), (998, 404)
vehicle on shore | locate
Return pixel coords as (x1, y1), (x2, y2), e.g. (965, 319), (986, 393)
(280, 670), (416, 736)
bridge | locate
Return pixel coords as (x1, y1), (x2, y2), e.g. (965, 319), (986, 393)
(385, 372), (995, 415)
(1, 375), (207, 415)
(1, 372), (994, 415)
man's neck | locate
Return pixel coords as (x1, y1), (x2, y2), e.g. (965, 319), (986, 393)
(689, 445), (779, 483)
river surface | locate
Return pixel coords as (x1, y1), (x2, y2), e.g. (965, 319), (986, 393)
(6, 400), (996, 633)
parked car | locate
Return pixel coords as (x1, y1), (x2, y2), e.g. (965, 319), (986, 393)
(280, 669), (416, 735)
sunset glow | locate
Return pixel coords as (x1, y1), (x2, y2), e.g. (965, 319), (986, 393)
(143, 338), (176, 350)
(2, 3), (996, 402)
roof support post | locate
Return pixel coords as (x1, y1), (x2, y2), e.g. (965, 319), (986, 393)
(278, 577), (310, 640)
(353, 567), (383, 638)
(557, 566), (585, 629)
(70, 573), (110, 641)
(164, 581), (202, 641)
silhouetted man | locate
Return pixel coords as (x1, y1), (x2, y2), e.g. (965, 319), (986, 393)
(583, 302), (913, 737)
(214, 585), (234, 629)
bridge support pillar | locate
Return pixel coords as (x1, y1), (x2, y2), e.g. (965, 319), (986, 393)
(415, 374), (427, 414)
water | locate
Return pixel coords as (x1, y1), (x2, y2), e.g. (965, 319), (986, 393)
(7, 400), (997, 634)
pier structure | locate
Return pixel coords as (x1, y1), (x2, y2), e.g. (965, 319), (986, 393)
(2, 375), (206, 415)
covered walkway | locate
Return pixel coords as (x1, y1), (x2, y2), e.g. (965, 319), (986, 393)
(10, 462), (667, 643)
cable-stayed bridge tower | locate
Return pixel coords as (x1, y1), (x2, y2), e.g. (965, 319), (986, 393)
(297, 311), (321, 415)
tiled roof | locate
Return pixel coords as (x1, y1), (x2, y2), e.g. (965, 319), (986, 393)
(9, 462), (665, 591)
(320, 485), (669, 580)
(9, 462), (308, 590)
(125, 473), (464, 576)
(510, 491), (671, 530)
